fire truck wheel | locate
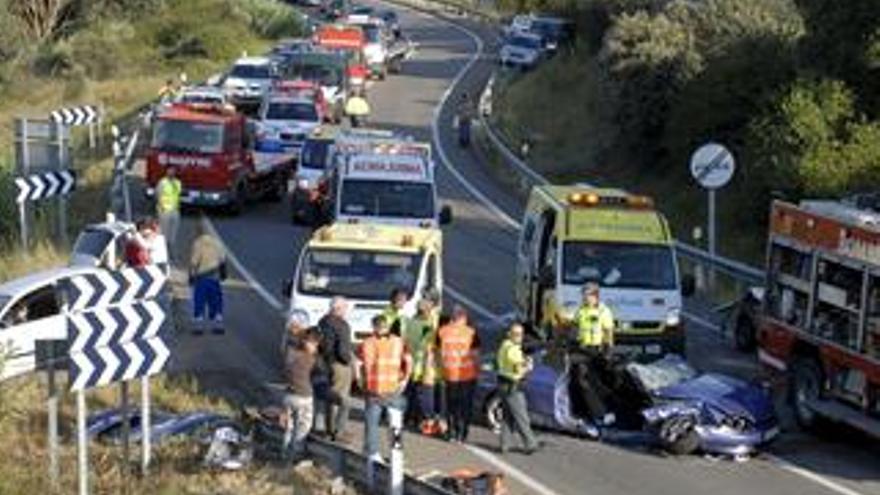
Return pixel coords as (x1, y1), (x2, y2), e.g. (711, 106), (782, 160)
(790, 357), (823, 430)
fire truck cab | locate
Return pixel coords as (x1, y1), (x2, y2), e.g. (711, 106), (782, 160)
(145, 103), (293, 215)
(759, 199), (880, 438)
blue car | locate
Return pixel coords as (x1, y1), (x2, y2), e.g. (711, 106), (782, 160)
(87, 408), (238, 445)
(476, 351), (779, 457)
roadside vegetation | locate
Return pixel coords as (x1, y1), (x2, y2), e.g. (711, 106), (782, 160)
(491, 0), (880, 262)
(0, 0), (304, 278)
(0, 373), (352, 494)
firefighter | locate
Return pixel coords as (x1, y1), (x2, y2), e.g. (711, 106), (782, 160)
(437, 305), (480, 443)
(357, 314), (413, 462)
(382, 287), (409, 333)
(570, 282), (617, 426)
(496, 322), (540, 455)
(156, 165), (182, 254)
(344, 89), (371, 128)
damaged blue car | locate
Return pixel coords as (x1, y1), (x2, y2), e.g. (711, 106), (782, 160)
(476, 351), (779, 457)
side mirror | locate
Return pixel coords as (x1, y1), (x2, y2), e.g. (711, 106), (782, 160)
(281, 278), (293, 298)
(681, 274), (696, 298)
(439, 205), (453, 225)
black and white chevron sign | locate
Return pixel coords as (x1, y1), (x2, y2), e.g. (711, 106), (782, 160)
(67, 300), (167, 355)
(67, 265), (167, 313)
(14, 170), (76, 203)
(50, 105), (100, 126)
(69, 335), (170, 391)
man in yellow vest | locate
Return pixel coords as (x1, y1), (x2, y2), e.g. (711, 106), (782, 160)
(382, 287), (409, 334)
(496, 322), (539, 454)
(403, 299), (440, 431)
(345, 89), (371, 128)
(156, 165), (182, 254)
(570, 282), (616, 426)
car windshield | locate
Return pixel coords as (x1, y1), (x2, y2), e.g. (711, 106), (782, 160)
(300, 139), (331, 170)
(291, 64), (342, 87)
(265, 102), (318, 122)
(510, 36), (541, 50)
(152, 119), (224, 154)
(230, 64), (272, 79)
(179, 94), (223, 105)
(298, 248), (421, 300)
(0, 295), (13, 326)
(626, 355), (696, 392)
(73, 229), (115, 258)
(340, 180), (434, 219)
(562, 241), (677, 290)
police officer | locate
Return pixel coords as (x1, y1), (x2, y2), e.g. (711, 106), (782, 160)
(571, 282), (616, 426)
(345, 89), (371, 128)
(496, 322), (539, 455)
(156, 164), (182, 253)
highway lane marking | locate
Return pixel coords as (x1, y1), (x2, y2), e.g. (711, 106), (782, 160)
(463, 444), (563, 495)
(200, 215), (285, 313)
(764, 454), (868, 495)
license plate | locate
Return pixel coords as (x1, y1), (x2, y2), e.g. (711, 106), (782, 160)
(762, 426), (779, 442)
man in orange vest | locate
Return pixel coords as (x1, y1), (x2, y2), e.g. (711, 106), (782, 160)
(358, 314), (413, 461)
(437, 305), (480, 443)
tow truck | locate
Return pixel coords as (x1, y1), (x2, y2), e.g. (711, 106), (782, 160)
(282, 222), (443, 342)
(515, 186), (694, 356)
(145, 103), (294, 215)
(314, 24), (369, 91)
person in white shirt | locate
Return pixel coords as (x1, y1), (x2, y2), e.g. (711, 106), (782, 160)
(142, 218), (170, 272)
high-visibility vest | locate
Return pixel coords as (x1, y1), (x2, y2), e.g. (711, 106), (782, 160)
(575, 303), (615, 347)
(382, 305), (403, 331)
(362, 335), (405, 396)
(156, 177), (182, 214)
(438, 323), (478, 382)
(404, 317), (432, 382)
(496, 338), (525, 382)
(345, 96), (370, 116)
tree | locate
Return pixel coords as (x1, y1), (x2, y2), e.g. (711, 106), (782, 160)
(6, 0), (75, 41)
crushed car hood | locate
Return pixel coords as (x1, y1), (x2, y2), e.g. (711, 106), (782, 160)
(656, 373), (772, 421)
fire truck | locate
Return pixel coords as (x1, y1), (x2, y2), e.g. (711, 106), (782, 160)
(145, 103), (294, 215)
(314, 24), (369, 91)
(758, 199), (880, 438)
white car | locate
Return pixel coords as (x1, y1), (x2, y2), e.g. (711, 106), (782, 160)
(500, 32), (544, 70)
(222, 57), (278, 105)
(175, 85), (231, 107)
(256, 93), (322, 154)
(70, 220), (135, 268)
(502, 14), (534, 38)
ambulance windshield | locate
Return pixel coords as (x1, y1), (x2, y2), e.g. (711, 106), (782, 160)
(340, 180), (434, 219)
(562, 241), (677, 290)
(299, 248), (421, 300)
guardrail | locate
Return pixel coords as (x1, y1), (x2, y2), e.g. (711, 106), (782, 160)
(477, 75), (767, 286)
(308, 437), (454, 495)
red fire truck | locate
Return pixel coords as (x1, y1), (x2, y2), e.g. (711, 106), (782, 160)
(145, 103), (293, 215)
(758, 199), (880, 438)
(314, 24), (369, 91)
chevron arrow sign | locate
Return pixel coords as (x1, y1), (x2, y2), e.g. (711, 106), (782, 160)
(14, 170), (76, 203)
(66, 300), (167, 354)
(66, 265), (167, 313)
(50, 105), (100, 126)
(69, 335), (170, 391)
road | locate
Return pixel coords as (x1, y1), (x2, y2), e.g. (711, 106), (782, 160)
(162, 2), (880, 495)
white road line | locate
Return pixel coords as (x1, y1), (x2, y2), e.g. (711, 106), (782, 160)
(765, 454), (868, 495)
(681, 310), (721, 332)
(463, 444), (563, 495)
(200, 215), (285, 312)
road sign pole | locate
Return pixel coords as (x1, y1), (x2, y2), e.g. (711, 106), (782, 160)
(18, 118), (30, 252)
(54, 121), (68, 247)
(708, 189), (716, 292)
(141, 376), (151, 475)
(77, 390), (89, 495)
(389, 407), (404, 495)
(120, 381), (131, 472)
(47, 342), (59, 490)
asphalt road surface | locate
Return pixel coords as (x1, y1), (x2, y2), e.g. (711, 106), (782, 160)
(164, 2), (880, 494)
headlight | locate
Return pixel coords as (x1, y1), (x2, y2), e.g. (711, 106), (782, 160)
(666, 308), (681, 327)
(720, 415), (751, 432)
(297, 178), (310, 190)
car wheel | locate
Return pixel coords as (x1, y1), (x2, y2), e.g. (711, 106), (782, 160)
(790, 357), (823, 430)
(483, 393), (503, 434)
(734, 314), (756, 352)
(658, 416), (699, 456)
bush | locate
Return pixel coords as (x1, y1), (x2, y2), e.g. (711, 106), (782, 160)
(69, 20), (139, 80)
(232, 0), (304, 39)
(30, 42), (75, 78)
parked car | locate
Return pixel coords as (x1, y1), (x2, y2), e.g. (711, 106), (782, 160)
(499, 32), (544, 70)
(176, 86), (231, 107)
(529, 16), (574, 54)
(222, 57), (279, 109)
(70, 219), (136, 269)
(256, 93), (322, 154)
(476, 350), (779, 457)
(501, 14), (534, 38)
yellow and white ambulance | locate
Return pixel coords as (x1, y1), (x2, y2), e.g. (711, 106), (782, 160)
(284, 222), (443, 341)
(515, 185), (693, 356)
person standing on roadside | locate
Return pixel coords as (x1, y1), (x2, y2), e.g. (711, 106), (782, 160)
(403, 299), (438, 427)
(344, 89), (371, 128)
(382, 287), (410, 333)
(357, 314), (412, 464)
(189, 223), (227, 334)
(124, 220), (151, 268)
(282, 328), (321, 461)
(318, 296), (354, 444)
(142, 218), (169, 269)
(156, 165), (182, 254)
(571, 281), (616, 426)
(497, 322), (540, 455)
(437, 305), (480, 443)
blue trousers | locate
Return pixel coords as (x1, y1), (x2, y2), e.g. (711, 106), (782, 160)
(193, 276), (223, 320)
(364, 394), (406, 457)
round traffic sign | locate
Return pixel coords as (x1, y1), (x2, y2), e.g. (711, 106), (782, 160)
(690, 142), (735, 189)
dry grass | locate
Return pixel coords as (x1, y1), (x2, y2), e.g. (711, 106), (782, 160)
(0, 373), (352, 495)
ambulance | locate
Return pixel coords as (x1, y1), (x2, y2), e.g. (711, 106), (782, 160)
(324, 135), (452, 227)
(283, 223), (443, 341)
(515, 185), (694, 356)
